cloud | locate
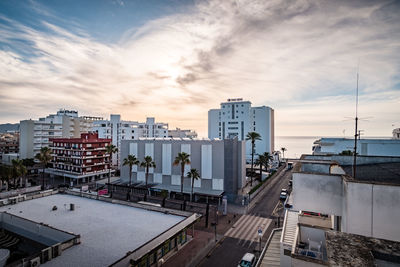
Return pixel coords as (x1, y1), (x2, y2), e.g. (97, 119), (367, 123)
(0, 0), (399, 138)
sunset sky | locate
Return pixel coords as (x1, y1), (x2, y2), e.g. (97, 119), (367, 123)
(0, 0), (399, 137)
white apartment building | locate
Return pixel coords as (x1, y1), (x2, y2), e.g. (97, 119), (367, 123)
(312, 137), (400, 156)
(19, 110), (100, 159)
(93, 115), (168, 167)
(208, 98), (274, 160)
(168, 128), (198, 139)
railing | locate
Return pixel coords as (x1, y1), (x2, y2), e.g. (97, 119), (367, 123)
(256, 228), (282, 267)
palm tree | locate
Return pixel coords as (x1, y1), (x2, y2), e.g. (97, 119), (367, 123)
(281, 147), (287, 160)
(106, 144), (118, 186)
(140, 156), (156, 186)
(11, 159), (27, 188)
(261, 152), (273, 172)
(173, 152), (191, 194)
(187, 168), (200, 202)
(246, 132), (261, 187)
(123, 155), (140, 186)
(255, 154), (265, 180)
(0, 165), (12, 191)
(35, 146), (52, 189)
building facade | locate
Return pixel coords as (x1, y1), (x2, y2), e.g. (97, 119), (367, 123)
(120, 138), (246, 201)
(279, 155), (400, 266)
(312, 137), (400, 157)
(168, 128), (198, 139)
(0, 132), (19, 160)
(208, 98), (274, 160)
(19, 110), (101, 159)
(93, 115), (169, 167)
(46, 133), (111, 185)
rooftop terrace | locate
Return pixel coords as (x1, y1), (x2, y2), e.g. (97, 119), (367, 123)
(326, 230), (400, 266)
(0, 194), (186, 266)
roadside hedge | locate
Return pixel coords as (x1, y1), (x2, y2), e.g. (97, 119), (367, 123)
(249, 170), (276, 195)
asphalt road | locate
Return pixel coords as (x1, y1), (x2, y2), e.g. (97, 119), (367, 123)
(198, 168), (293, 267)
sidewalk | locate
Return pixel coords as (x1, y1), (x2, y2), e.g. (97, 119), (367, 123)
(163, 230), (215, 267)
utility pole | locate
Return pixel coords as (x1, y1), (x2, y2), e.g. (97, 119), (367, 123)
(353, 70), (359, 179)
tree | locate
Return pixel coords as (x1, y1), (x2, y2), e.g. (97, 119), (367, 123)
(35, 146), (52, 189)
(12, 159), (27, 188)
(187, 168), (200, 202)
(255, 155), (265, 180)
(0, 165), (12, 191)
(173, 152), (191, 194)
(106, 144), (118, 186)
(246, 132), (261, 187)
(281, 147), (287, 160)
(123, 155), (140, 186)
(140, 156), (156, 186)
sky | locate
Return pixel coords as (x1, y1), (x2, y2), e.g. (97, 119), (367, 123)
(0, 0), (399, 138)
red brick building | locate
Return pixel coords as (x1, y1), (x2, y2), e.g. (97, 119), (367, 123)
(47, 133), (111, 185)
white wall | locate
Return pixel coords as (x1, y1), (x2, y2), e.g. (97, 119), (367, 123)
(293, 173), (343, 216)
(294, 172), (400, 242)
(345, 182), (400, 241)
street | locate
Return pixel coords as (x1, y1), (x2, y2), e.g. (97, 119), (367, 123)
(198, 168), (292, 267)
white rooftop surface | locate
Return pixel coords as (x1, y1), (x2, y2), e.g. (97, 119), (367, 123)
(0, 194), (185, 267)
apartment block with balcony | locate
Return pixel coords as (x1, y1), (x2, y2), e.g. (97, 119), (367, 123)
(208, 98), (274, 161)
(93, 115), (169, 167)
(46, 133), (111, 185)
(19, 109), (102, 159)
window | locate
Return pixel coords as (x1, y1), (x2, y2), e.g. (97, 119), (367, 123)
(253, 122), (256, 125)
(228, 127), (238, 130)
(101, 124), (106, 127)
(228, 121), (238, 124)
(132, 130), (134, 133)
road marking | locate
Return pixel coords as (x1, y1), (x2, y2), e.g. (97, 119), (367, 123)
(225, 215), (271, 247)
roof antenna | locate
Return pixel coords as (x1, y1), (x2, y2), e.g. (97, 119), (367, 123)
(352, 63), (359, 178)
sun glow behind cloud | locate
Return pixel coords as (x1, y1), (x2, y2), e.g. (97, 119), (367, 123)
(0, 0), (399, 137)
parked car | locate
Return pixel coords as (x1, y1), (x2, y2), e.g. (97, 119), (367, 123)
(280, 191), (288, 201)
(288, 180), (293, 187)
(238, 253), (256, 267)
(281, 188), (288, 194)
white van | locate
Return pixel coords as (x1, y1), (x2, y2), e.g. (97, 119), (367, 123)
(238, 253), (256, 267)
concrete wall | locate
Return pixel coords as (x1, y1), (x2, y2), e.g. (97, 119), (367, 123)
(293, 173), (343, 216)
(345, 182), (400, 241)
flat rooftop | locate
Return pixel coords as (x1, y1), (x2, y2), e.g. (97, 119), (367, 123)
(0, 194), (185, 267)
(325, 231), (400, 266)
(342, 162), (400, 185)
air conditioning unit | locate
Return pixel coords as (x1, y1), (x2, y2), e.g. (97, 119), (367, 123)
(52, 243), (62, 257)
(30, 257), (40, 267)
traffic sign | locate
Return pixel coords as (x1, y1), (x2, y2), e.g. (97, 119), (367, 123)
(258, 227), (263, 236)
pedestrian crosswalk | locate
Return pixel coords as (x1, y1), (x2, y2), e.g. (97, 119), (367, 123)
(225, 214), (271, 247)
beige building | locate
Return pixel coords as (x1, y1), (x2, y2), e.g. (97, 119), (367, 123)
(19, 109), (102, 159)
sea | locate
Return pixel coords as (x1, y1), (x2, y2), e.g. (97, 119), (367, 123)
(275, 136), (319, 159)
